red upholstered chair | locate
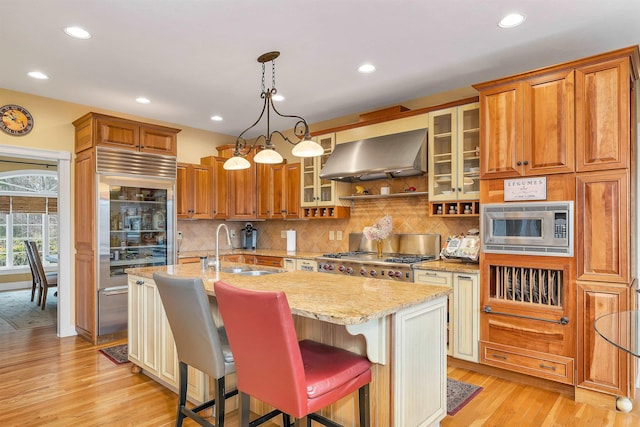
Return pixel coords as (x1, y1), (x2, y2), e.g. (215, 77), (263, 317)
(214, 280), (372, 427)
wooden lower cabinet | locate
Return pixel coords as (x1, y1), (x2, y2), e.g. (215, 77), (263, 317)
(128, 275), (208, 403)
(480, 254), (575, 385)
(576, 281), (631, 396)
(253, 255), (283, 268)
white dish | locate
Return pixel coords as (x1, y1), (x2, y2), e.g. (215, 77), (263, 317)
(441, 190), (452, 195)
(469, 167), (480, 172)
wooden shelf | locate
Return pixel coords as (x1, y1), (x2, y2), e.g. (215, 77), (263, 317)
(301, 206), (350, 219)
(340, 191), (428, 201)
(430, 201), (480, 217)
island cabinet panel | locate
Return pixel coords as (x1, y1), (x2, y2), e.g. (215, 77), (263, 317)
(479, 254), (576, 384)
(576, 281), (630, 396)
(128, 275), (210, 404)
(575, 57), (632, 172)
(576, 170), (629, 283)
(477, 69), (575, 179)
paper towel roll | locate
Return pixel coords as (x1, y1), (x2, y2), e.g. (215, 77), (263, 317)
(286, 230), (296, 252)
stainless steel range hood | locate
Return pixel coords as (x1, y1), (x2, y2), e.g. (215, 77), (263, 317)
(319, 128), (427, 182)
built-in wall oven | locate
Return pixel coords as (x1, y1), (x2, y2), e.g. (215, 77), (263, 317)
(481, 201), (574, 257)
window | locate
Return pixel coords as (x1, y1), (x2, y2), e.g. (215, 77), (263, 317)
(0, 170), (58, 269)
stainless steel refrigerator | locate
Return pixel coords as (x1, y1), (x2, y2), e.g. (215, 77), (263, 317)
(96, 155), (175, 336)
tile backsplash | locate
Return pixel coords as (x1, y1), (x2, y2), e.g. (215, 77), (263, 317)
(177, 196), (478, 254)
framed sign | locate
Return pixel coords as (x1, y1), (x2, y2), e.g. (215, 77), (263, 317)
(504, 177), (547, 201)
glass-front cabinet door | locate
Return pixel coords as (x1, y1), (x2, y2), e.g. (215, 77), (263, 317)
(457, 103), (480, 198)
(301, 133), (337, 207)
(99, 176), (174, 288)
(428, 103), (480, 201)
(429, 108), (456, 200)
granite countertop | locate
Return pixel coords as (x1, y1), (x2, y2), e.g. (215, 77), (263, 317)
(177, 249), (324, 259)
(413, 260), (480, 274)
(126, 263), (451, 326)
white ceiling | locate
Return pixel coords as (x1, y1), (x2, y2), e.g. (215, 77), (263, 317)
(2, 0), (640, 138)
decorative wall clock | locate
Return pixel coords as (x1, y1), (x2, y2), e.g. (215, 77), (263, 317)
(0, 104), (34, 136)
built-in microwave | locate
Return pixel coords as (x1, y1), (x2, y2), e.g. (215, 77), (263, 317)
(481, 201), (574, 257)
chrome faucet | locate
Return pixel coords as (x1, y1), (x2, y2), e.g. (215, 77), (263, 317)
(214, 223), (232, 272)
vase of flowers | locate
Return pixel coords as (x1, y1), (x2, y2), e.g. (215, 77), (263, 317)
(363, 215), (393, 258)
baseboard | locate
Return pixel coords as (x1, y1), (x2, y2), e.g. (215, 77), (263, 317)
(574, 387), (617, 410)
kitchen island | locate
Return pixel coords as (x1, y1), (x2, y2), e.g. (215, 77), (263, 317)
(126, 263), (451, 427)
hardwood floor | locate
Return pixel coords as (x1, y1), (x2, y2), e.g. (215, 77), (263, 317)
(1, 324), (638, 426)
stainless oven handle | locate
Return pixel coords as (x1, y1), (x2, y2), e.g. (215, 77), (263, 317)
(483, 306), (569, 325)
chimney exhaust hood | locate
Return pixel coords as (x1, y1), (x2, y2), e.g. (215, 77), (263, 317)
(319, 128), (427, 182)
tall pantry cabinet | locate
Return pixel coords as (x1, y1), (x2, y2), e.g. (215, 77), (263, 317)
(475, 46), (639, 404)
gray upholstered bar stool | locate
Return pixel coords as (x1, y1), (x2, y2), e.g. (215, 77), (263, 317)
(153, 272), (238, 427)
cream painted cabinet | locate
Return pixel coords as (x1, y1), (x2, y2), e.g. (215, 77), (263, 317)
(128, 275), (207, 403)
(414, 269), (479, 362)
(128, 275), (159, 376)
(452, 272), (480, 362)
(428, 103), (480, 201)
(414, 269), (454, 356)
(301, 133), (340, 207)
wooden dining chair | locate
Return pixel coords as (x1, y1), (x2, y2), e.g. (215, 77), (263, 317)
(28, 241), (58, 309)
(24, 240), (38, 303)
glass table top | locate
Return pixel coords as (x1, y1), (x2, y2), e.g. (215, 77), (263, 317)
(594, 310), (640, 358)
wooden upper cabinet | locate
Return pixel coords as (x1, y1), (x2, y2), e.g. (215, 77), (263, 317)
(257, 162), (300, 219)
(477, 70), (574, 179)
(575, 57), (632, 172)
(478, 82), (522, 178)
(284, 163), (301, 219)
(73, 112), (179, 156)
(576, 170), (629, 284)
(176, 163), (213, 220)
(200, 155), (230, 219)
(228, 153), (257, 219)
(524, 69), (575, 175)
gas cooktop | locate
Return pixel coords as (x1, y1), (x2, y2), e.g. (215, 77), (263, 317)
(319, 252), (436, 264)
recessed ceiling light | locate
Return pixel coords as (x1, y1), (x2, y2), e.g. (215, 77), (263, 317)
(64, 26), (92, 39)
(272, 94), (285, 102)
(210, 115), (223, 121)
(358, 63), (376, 74)
(498, 13), (526, 28)
(135, 97), (150, 104)
(27, 71), (49, 80)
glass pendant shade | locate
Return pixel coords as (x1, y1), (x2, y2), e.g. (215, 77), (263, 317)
(291, 138), (324, 157)
(253, 148), (284, 164)
(223, 156), (251, 170)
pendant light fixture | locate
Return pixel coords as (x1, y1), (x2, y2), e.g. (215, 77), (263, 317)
(223, 51), (324, 170)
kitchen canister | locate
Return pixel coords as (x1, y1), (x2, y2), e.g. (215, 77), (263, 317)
(286, 229), (296, 252)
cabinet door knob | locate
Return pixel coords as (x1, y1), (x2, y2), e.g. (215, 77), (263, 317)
(516, 161), (522, 166)
(135, 280), (144, 285)
(523, 160), (529, 165)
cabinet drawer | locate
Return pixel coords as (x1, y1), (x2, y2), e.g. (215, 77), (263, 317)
(414, 270), (452, 287)
(481, 341), (574, 384)
(178, 257), (200, 265)
(253, 256), (283, 268)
